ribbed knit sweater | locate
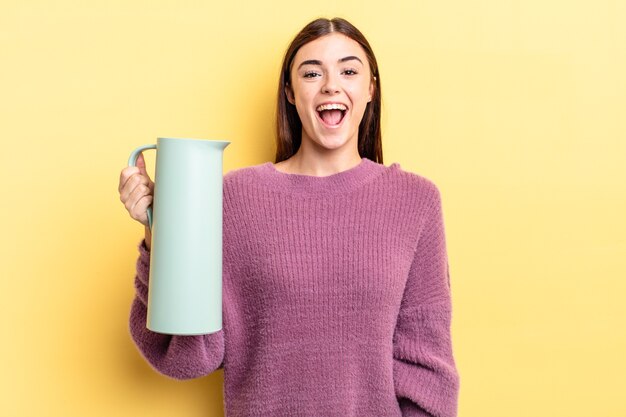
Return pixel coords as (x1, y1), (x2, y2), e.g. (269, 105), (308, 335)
(129, 157), (460, 417)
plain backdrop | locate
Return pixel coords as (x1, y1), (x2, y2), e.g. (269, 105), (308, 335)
(1, 1), (625, 416)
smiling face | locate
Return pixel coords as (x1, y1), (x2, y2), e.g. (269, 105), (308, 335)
(285, 33), (375, 152)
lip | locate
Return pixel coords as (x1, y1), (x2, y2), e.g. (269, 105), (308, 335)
(315, 101), (349, 112)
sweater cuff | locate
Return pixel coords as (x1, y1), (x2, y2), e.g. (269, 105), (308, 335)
(138, 238), (151, 260)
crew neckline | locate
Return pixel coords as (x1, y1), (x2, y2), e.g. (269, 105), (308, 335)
(256, 157), (385, 195)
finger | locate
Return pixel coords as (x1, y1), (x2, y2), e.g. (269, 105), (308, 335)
(129, 193), (153, 225)
(128, 182), (152, 207)
(136, 153), (152, 180)
(133, 195), (153, 226)
(120, 173), (150, 203)
(119, 166), (139, 193)
(136, 152), (146, 171)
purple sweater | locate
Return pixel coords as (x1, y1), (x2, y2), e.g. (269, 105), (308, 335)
(129, 157), (460, 417)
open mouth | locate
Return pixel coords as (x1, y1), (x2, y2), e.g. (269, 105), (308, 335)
(316, 103), (347, 127)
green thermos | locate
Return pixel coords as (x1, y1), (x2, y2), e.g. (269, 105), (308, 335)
(128, 137), (230, 335)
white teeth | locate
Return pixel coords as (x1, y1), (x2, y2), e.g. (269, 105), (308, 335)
(316, 103), (347, 112)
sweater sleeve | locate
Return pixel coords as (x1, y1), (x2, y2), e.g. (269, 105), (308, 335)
(393, 184), (460, 417)
(128, 238), (225, 380)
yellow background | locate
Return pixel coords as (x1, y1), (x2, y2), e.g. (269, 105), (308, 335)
(1, 1), (625, 416)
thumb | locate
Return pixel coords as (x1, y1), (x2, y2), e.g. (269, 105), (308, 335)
(136, 152), (148, 176)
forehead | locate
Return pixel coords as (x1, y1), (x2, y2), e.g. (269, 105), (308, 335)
(293, 33), (367, 64)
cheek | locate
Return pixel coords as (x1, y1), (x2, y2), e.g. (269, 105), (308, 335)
(350, 81), (371, 100)
(296, 87), (314, 102)
(347, 88), (370, 113)
(295, 92), (316, 117)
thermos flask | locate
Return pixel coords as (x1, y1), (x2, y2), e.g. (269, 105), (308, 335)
(127, 137), (230, 335)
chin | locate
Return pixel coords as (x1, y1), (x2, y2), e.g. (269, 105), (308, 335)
(313, 134), (353, 150)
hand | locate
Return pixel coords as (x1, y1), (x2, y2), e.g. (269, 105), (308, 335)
(119, 153), (154, 227)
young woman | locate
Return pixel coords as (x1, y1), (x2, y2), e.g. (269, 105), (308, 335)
(118, 17), (459, 417)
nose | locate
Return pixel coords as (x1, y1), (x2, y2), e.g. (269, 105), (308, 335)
(321, 72), (340, 94)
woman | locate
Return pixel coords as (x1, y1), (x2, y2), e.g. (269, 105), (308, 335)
(118, 17), (459, 417)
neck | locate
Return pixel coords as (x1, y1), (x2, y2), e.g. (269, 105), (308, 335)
(278, 137), (361, 176)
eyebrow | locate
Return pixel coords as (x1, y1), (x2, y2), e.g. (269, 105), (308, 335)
(297, 56), (364, 70)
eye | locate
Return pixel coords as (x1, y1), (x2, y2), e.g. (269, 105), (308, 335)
(303, 71), (321, 78)
(343, 68), (358, 76)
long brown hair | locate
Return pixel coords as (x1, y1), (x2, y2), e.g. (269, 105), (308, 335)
(275, 17), (383, 164)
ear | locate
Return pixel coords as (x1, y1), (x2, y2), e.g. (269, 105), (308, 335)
(368, 77), (376, 102)
(285, 83), (295, 105)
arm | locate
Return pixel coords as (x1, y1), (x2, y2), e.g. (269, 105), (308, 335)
(144, 225), (152, 250)
(129, 239), (225, 379)
(393, 184), (460, 417)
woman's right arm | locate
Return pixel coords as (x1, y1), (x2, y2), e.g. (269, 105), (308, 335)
(119, 155), (224, 379)
(129, 239), (224, 379)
